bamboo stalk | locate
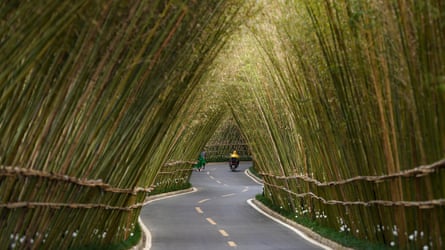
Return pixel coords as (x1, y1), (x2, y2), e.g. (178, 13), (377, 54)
(212, 0), (445, 248)
(1, 1), (251, 249)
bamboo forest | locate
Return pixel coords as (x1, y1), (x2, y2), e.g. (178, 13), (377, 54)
(1, 1), (444, 249)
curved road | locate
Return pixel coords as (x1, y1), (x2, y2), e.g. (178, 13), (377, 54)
(140, 162), (328, 250)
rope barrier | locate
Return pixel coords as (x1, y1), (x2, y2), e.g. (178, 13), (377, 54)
(259, 159), (445, 186)
(0, 160), (197, 211)
(159, 161), (195, 174)
(157, 169), (194, 174)
(263, 181), (445, 208)
(163, 160), (197, 166)
(0, 201), (146, 211)
(0, 166), (154, 194)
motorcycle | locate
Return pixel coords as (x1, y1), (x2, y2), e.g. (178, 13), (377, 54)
(229, 157), (239, 171)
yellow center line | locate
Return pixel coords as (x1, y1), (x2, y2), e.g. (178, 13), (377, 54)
(195, 207), (203, 214)
(219, 229), (229, 237)
(221, 193), (235, 197)
(228, 241), (237, 247)
(198, 198), (210, 204)
(206, 217), (217, 225)
(216, 180), (222, 184)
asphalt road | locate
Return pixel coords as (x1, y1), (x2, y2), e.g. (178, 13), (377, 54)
(140, 162), (328, 250)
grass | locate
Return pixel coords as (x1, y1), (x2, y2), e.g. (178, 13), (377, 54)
(248, 166), (262, 180)
(149, 182), (192, 196)
(255, 194), (391, 250)
(69, 223), (141, 250)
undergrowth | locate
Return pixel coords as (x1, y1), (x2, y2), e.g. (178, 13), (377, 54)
(255, 194), (391, 250)
(149, 182), (192, 196)
(69, 222), (141, 250)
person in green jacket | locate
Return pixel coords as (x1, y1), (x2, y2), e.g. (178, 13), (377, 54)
(194, 151), (206, 171)
(200, 150), (206, 169)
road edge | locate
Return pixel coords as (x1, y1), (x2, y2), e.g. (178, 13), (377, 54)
(248, 199), (353, 250)
(244, 168), (351, 250)
(135, 187), (198, 250)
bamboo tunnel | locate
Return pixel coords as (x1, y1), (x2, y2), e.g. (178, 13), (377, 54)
(1, 0), (444, 249)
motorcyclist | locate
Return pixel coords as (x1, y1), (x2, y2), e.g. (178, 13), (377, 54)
(230, 150), (240, 160)
(229, 150), (240, 169)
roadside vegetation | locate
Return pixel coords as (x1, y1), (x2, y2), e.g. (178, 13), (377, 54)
(69, 223), (141, 250)
(208, 1), (444, 248)
(256, 194), (391, 250)
(1, 0), (443, 249)
(0, 1), (253, 249)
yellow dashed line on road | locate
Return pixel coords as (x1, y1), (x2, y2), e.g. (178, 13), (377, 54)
(216, 180), (222, 184)
(222, 193), (235, 197)
(219, 229), (229, 237)
(206, 217), (217, 225)
(198, 198), (210, 204)
(195, 207), (203, 214)
(209, 176), (215, 179)
(228, 241), (237, 247)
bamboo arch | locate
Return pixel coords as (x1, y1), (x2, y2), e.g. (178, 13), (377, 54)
(1, 0), (444, 249)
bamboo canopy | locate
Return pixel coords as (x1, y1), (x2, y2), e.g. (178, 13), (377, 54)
(205, 116), (251, 161)
(211, 0), (444, 249)
(150, 69), (229, 193)
(0, 1), (251, 248)
(1, 0), (444, 249)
